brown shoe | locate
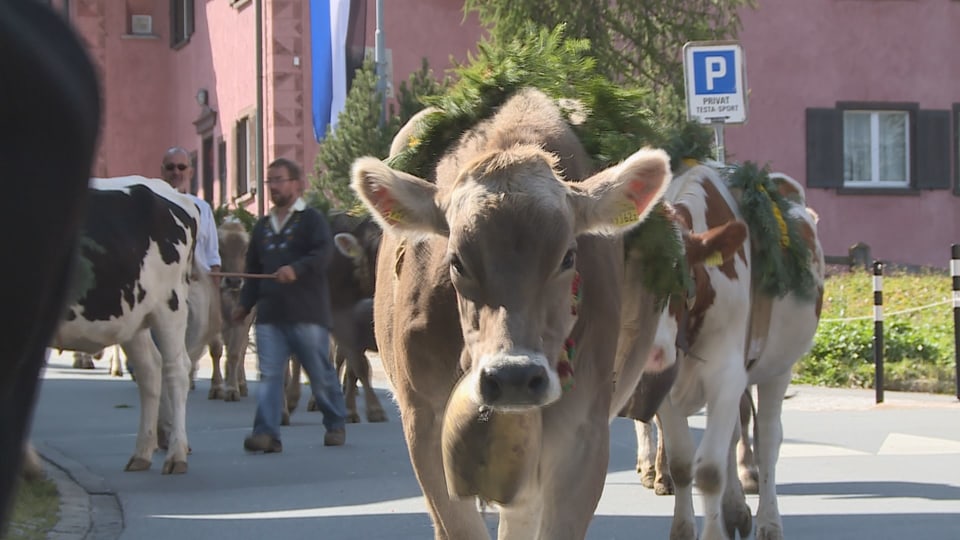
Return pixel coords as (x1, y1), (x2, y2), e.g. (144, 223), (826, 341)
(324, 427), (346, 447)
(243, 433), (282, 453)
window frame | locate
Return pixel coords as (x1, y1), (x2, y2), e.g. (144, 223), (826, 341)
(170, 0), (194, 49)
(837, 101), (917, 190)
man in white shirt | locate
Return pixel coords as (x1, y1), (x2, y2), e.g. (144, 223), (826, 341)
(160, 147), (221, 281)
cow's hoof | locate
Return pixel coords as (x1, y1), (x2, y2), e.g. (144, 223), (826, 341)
(124, 457), (151, 471)
(723, 494), (752, 539)
(281, 411), (290, 426)
(306, 398), (319, 412)
(189, 380), (196, 391)
(367, 409), (388, 423)
(224, 389), (240, 402)
(110, 369), (123, 377)
(239, 386), (248, 397)
(654, 475), (674, 496)
(346, 412), (361, 424)
(162, 460), (188, 475)
(208, 387), (222, 400)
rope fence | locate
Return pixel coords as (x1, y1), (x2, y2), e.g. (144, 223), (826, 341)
(839, 245), (960, 404)
(820, 299), (952, 323)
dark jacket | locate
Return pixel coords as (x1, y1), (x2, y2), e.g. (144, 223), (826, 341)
(239, 203), (333, 327)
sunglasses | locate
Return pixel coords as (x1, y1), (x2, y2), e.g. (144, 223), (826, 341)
(164, 163), (189, 171)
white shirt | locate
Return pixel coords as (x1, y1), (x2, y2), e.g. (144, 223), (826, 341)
(187, 194), (221, 272)
(269, 197), (307, 234)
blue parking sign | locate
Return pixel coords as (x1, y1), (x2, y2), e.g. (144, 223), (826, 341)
(683, 41), (747, 124)
(693, 50), (736, 95)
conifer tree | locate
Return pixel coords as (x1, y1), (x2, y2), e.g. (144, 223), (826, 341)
(309, 59), (446, 213)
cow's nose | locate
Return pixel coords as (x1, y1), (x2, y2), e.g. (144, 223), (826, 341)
(224, 277), (243, 290)
(479, 363), (549, 406)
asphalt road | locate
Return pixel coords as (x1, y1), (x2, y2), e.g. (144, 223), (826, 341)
(32, 350), (960, 540)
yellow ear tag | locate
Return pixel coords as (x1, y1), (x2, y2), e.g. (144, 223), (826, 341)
(385, 208), (406, 225)
(407, 136), (420, 149)
(682, 157), (699, 169)
(612, 199), (639, 226)
(704, 251), (723, 267)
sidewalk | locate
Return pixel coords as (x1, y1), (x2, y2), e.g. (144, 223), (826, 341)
(33, 349), (960, 540)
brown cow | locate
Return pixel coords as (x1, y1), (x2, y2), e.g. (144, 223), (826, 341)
(351, 88), (669, 539)
(212, 220), (253, 401)
(639, 165), (824, 540)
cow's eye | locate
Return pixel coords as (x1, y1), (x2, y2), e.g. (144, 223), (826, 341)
(449, 254), (466, 276)
(560, 249), (576, 271)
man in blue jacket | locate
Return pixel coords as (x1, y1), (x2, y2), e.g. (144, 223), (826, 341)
(233, 157), (347, 452)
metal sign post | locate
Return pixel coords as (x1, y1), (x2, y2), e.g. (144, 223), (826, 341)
(683, 41), (748, 164)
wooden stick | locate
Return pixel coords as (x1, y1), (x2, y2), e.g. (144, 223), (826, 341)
(207, 271), (277, 280)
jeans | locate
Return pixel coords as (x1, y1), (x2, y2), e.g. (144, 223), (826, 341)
(253, 323), (347, 440)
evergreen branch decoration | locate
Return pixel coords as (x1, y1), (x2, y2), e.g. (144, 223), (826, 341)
(662, 121), (715, 172)
(386, 24), (659, 178)
(623, 202), (692, 311)
(724, 161), (817, 300)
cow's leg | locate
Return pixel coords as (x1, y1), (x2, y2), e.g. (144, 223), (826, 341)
(108, 345), (124, 377)
(653, 414), (674, 495)
(754, 372), (790, 540)
(121, 331), (161, 471)
(283, 358), (301, 425)
(72, 351), (95, 369)
(350, 348), (386, 423)
(657, 397), (697, 540)
(208, 337), (224, 400)
(151, 316), (191, 475)
(401, 390), (488, 540)
(534, 412), (610, 540)
(695, 366), (748, 540)
(635, 419), (657, 488)
(722, 422), (752, 539)
(223, 324), (250, 401)
(333, 341), (360, 423)
(737, 389), (759, 494)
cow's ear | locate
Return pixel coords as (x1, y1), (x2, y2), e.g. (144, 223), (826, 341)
(568, 148), (670, 236)
(351, 157), (448, 236)
(684, 221), (748, 267)
(334, 232), (362, 260)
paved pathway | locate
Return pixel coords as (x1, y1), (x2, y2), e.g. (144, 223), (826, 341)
(32, 350), (960, 539)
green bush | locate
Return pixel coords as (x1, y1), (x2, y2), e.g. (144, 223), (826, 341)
(794, 270), (956, 394)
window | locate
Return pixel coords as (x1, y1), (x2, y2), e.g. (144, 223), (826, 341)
(234, 113), (256, 199)
(806, 102), (951, 192)
(189, 151), (199, 195)
(170, 0), (194, 49)
(235, 117), (249, 197)
(842, 110), (909, 187)
(218, 137), (227, 204)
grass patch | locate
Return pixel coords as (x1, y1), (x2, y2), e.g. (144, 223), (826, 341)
(2, 476), (59, 540)
(795, 268), (957, 393)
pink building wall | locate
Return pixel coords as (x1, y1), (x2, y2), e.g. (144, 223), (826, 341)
(726, 0), (960, 267)
(67, 1), (956, 266)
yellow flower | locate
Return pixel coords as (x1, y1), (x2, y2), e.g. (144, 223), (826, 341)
(407, 137), (420, 149)
(772, 203), (790, 248)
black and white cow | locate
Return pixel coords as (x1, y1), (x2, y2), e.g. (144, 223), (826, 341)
(53, 175), (199, 475)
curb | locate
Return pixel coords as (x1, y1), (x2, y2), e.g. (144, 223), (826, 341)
(35, 442), (123, 540)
